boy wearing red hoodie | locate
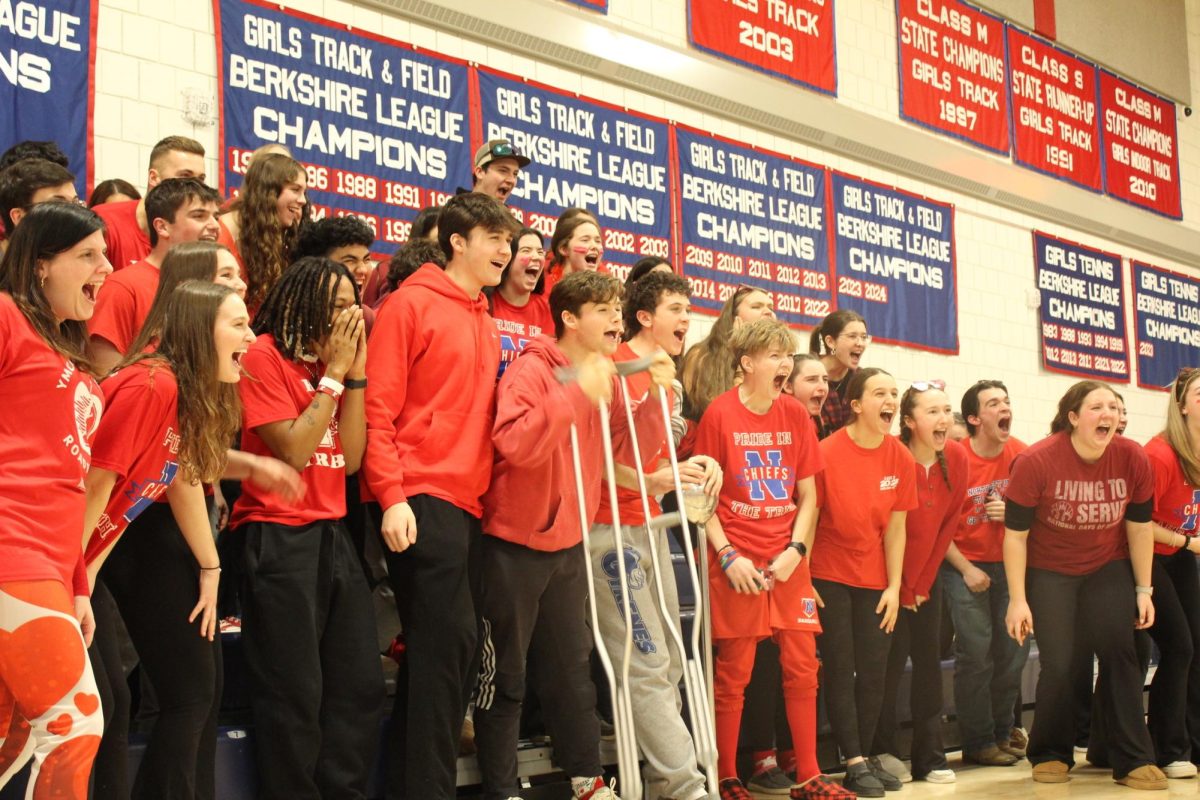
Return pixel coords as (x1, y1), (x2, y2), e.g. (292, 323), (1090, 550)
(364, 192), (519, 800)
(474, 271), (674, 800)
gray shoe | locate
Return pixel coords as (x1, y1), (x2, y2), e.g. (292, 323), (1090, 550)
(866, 756), (903, 791)
(747, 765), (793, 795)
(843, 762), (885, 798)
(872, 753), (912, 783)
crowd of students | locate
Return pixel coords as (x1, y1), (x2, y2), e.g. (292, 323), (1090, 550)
(0, 133), (1197, 800)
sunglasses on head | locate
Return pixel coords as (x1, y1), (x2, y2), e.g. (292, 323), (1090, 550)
(488, 142), (524, 160)
(1175, 367), (1199, 402)
(910, 379), (946, 392)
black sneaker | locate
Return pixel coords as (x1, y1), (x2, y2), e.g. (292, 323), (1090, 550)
(866, 756), (902, 791)
(843, 762), (884, 798)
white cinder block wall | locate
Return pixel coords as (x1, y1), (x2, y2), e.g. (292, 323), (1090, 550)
(90, 0), (1200, 444)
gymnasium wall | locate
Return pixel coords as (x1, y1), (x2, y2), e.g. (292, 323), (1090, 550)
(88, 0), (1200, 443)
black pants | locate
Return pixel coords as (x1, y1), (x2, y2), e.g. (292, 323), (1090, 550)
(1026, 560), (1155, 778)
(873, 578), (948, 776)
(813, 579), (892, 760)
(739, 639), (792, 760)
(474, 537), (600, 800)
(240, 518), (384, 800)
(101, 502), (223, 800)
(373, 495), (483, 800)
(89, 580), (130, 800)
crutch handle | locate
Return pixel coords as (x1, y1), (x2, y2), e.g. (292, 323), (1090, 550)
(647, 511), (683, 532)
(612, 354), (657, 377)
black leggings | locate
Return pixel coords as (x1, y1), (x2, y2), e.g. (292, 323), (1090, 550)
(102, 501), (223, 800)
(89, 580), (131, 800)
(813, 579), (892, 760)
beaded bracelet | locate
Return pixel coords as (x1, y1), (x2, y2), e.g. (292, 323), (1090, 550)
(719, 547), (740, 572)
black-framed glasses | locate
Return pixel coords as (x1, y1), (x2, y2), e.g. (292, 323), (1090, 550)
(910, 379), (946, 392)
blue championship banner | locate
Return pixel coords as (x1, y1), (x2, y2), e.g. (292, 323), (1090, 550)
(0, 0), (97, 194)
(1032, 231), (1130, 382)
(476, 68), (672, 281)
(1132, 261), (1200, 391)
(675, 125), (832, 326)
(830, 173), (958, 353)
(215, 0), (471, 252)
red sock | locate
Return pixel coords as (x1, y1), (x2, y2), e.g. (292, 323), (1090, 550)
(751, 750), (777, 777)
(784, 693), (820, 782)
(714, 638), (758, 779)
(778, 748), (797, 775)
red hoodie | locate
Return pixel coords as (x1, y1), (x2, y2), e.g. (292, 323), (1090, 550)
(364, 263), (501, 516)
(482, 335), (665, 552)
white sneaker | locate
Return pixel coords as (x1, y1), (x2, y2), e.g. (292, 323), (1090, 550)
(572, 775), (620, 799)
(873, 753), (912, 783)
(1164, 760), (1197, 778)
(923, 769), (956, 784)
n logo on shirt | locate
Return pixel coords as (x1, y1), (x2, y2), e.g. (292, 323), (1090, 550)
(1183, 489), (1200, 531)
(742, 449), (789, 502)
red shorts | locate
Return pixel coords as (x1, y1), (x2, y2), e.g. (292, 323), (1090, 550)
(708, 550), (822, 640)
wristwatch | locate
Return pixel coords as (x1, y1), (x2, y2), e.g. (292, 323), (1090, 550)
(786, 541), (807, 558)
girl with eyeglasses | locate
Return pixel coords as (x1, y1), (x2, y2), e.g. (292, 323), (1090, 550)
(487, 226), (553, 380)
(810, 367), (916, 797)
(1003, 381), (1162, 789)
(870, 380), (968, 785)
(809, 310), (869, 436)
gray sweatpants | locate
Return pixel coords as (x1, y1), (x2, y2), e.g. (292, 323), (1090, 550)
(589, 522), (709, 800)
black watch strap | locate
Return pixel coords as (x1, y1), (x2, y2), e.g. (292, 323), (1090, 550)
(787, 541), (807, 558)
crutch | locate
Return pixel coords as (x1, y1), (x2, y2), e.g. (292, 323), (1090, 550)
(655, 387), (720, 791)
(561, 368), (643, 800)
(613, 363), (718, 793)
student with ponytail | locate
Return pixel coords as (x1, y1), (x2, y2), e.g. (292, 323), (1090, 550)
(871, 380), (968, 784)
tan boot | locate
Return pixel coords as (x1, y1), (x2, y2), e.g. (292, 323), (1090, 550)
(1032, 761), (1070, 783)
(1116, 765), (1168, 790)
(964, 744), (1018, 767)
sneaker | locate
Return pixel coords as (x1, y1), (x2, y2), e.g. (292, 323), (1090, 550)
(748, 765), (794, 795)
(1115, 764), (1168, 790)
(1032, 761), (1071, 783)
(963, 744), (1019, 766)
(573, 776), (620, 799)
(870, 754), (911, 783)
(219, 615), (242, 634)
(865, 757), (902, 791)
(719, 778), (755, 800)
(921, 769), (955, 784)
(842, 762), (884, 798)
(789, 774), (857, 799)
(1164, 761), (1197, 779)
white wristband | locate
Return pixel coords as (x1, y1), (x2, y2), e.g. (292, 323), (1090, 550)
(318, 376), (344, 398)
(1135, 585), (1154, 596)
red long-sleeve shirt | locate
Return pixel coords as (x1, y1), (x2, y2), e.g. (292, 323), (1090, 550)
(900, 439), (969, 606)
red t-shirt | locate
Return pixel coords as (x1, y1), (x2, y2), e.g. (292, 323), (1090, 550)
(85, 361), (181, 564)
(492, 292), (553, 380)
(230, 334), (347, 527)
(0, 294), (103, 595)
(595, 342), (669, 527)
(694, 389), (822, 562)
(95, 200), (150, 270)
(812, 428), (918, 589)
(88, 259), (159, 353)
(954, 438), (1027, 563)
(1006, 432), (1155, 576)
(1145, 435), (1200, 556)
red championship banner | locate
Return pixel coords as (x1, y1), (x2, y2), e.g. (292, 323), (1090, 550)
(1100, 71), (1181, 219)
(1006, 25), (1101, 191)
(687, 0), (837, 95)
(896, 0), (1008, 154)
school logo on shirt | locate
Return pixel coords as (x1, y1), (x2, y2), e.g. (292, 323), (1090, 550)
(740, 449), (791, 502)
(601, 545), (655, 656)
(802, 598), (817, 618)
(73, 382), (102, 455)
(879, 475), (900, 491)
(1182, 490), (1200, 531)
(965, 479), (1009, 526)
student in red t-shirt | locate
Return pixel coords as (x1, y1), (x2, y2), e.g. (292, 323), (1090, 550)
(217, 153), (308, 313)
(811, 366), (917, 798)
(808, 310), (868, 437)
(1126, 368), (1200, 778)
(363, 192), (518, 800)
(940, 379), (1030, 766)
(1003, 381), (1162, 789)
(871, 381), (968, 784)
(93, 136), (208, 270)
(541, 208), (603, 295)
(587, 271), (720, 800)
(229, 257), (381, 799)
(0, 202), (111, 799)
(695, 318), (852, 800)
(88, 178), (222, 375)
(82, 281), (254, 800)
(488, 226), (554, 380)
(475, 270), (672, 800)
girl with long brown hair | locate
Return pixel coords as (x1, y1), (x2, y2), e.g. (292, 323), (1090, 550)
(217, 153), (308, 311)
(541, 208), (602, 294)
(679, 285), (775, 423)
(81, 282), (254, 799)
(0, 201), (111, 799)
(809, 310), (869, 435)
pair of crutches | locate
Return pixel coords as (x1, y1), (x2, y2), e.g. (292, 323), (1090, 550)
(564, 357), (718, 797)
